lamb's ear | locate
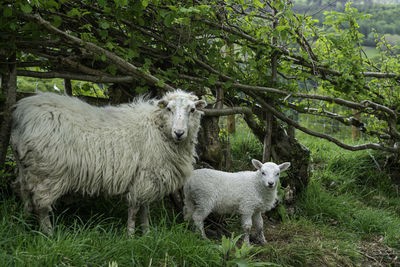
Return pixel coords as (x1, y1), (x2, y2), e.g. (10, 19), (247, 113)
(251, 159), (263, 170)
(157, 99), (169, 109)
(279, 162), (291, 172)
(195, 100), (207, 110)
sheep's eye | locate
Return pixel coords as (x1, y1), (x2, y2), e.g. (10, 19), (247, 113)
(261, 171), (265, 175)
(190, 107), (195, 113)
(167, 107), (172, 112)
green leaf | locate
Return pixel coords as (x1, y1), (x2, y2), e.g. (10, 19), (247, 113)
(3, 6), (12, 17)
(105, 42), (114, 50)
(127, 49), (139, 59)
(163, 13), (174, 27)
(52, 15), (62, 28)
(99, 21), (110, 29)
(114, 0), (128, 7)
(141, 0), (149, 7)
(156, 79), (165, 87)
(135, 86), (148, 94)
(67, 8), (81, 17)
(20, 3), (32, 14)
(208, 74), (218, 86)
(107, 65), (117, 75)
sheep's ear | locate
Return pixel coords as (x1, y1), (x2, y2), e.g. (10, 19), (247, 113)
(195, 100), (207, 110)
(251, 159), (263, 170)
(158, 100), (169, 109)
(279, 162), (291, 172)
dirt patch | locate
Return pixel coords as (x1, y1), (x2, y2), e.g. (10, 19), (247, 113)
(358, 236), (399, 267)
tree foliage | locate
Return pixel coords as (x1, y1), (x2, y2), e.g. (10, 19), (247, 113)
(1, 0), (399, 155)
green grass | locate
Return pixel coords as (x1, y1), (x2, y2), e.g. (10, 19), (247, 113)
(1, 124), (400, 266)
(362, 46), (380, 59)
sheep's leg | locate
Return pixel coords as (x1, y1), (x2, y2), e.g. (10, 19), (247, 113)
(139, 204), (150, 234)
(32, 195), (54, 235)
(14, 170), (34, 213)
(31, 181), (61, 235)
(241, 214), (253, 245)
(127, 203), (140, 236)
(252, 212), (266, 245)
(36, 206), (53, 235)
(192, 209), (210, 238)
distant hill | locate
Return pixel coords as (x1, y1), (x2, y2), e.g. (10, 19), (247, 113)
(292, 0), (400, 47)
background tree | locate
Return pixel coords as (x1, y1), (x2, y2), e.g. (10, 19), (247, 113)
(1, 0), (399, 195)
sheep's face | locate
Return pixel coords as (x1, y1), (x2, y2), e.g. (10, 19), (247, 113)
(252, 159), (291, 189)
(158, 90), (206, 142)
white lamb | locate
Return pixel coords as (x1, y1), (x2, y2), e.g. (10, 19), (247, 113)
(11, 89), (206, 235)
(183, 159), (290, 245)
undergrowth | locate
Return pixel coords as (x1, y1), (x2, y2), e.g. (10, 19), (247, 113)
(1, 124), (399, 266)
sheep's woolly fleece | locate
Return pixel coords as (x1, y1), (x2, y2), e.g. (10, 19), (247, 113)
(11, 90), (205, 229)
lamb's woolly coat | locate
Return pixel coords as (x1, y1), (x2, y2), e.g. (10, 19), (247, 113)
(183, 160), (290, 244)
(11, 90), (205, 234)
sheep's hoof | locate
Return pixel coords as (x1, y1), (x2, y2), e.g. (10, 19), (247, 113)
(127, 228), (136, 237)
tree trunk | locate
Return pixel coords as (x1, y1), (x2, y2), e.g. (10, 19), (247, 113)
(263, 112), (273, 162)
(271, 118), (310, 194)
(0, 52), (17, 169)
(352, 110), (361, 141)
(227, 114), (236, 134)
(197, 115), (223, 169)
(64, 79), (72, 96)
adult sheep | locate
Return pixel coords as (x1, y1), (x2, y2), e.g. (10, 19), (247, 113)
(11, 89), (206, 235)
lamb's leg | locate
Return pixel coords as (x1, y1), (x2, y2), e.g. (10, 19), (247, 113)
(127, 203), (140, 236)
(252, 212), (266, 245)
(192, 209), (210, 238)
(139, 204), (150, 233)
(241, 213), (253, 245)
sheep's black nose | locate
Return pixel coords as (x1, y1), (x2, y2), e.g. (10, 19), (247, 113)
(174, 130), (185, 138)
(268, 181), (274, 187)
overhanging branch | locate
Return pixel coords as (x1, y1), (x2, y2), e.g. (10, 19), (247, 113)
(247, 91), (399, 153)
(179, 74), (397, 117)
(21, 12), (176, 92)
(17, 70), (135, 83)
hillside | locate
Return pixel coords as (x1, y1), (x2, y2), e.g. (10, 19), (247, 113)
(293, 0), (400, 46)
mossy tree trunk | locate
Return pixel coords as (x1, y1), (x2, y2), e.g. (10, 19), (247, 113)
(0, 51), (17, 169)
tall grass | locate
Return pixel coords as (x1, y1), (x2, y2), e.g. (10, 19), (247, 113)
(0, 195), (221, 266)
(1, 123), (399, 265)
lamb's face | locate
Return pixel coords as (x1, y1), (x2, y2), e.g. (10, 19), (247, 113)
(158, 90), (206, 142)
(252, 159), (291, 189)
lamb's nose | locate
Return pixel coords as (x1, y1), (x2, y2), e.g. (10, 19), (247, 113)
(268, 181), (274, 187)
(174, 130), (185, 138)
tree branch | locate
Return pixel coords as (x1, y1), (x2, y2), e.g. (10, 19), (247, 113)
(17, 70), (135, 83)
(178, 74), (397, 117)
(247, 91), (399, 153)
(21, 12), (176, 92)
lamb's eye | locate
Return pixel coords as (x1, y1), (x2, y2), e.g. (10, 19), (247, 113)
(167, 107), (172, 112)
(261, 171), (265, 175)
(190, 107), (195, 113)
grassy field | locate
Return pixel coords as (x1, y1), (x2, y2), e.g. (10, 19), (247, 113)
(1, 124), (400, 266)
